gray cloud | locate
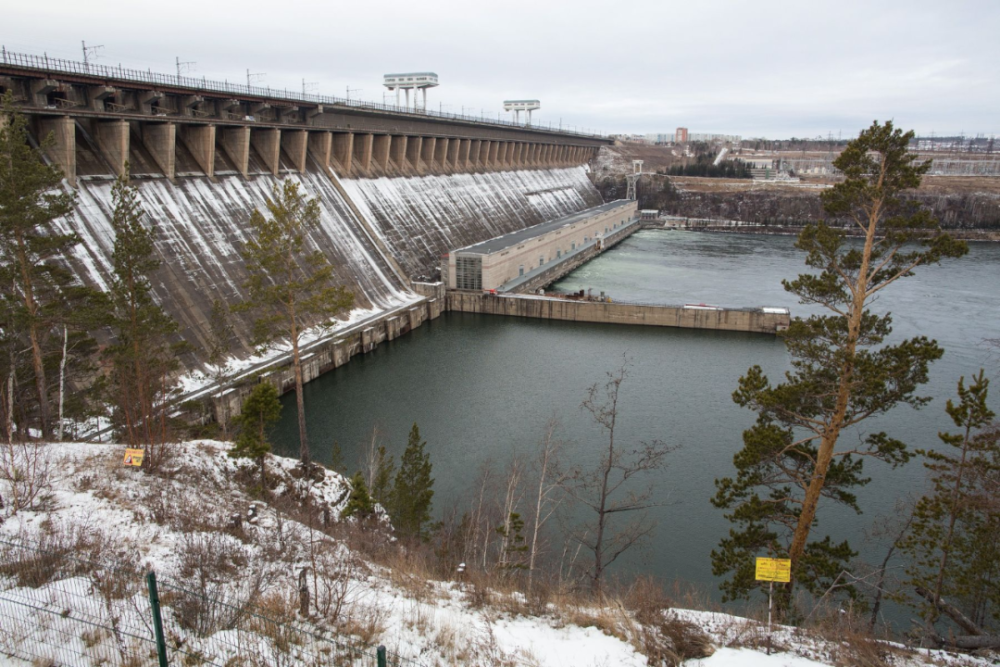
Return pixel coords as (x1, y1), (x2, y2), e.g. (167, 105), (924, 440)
(4, 0), (997, 138)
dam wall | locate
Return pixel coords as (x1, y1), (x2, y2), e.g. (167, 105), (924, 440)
(46, 119), (604, 417)
(448, 292), (790, 334)
(341, 166), (603, 280)
(58, 159), (414, 369)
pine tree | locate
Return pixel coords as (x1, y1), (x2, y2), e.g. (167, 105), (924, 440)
(496, 512), (529, 572)
(329, 440), (346, 475)
(230, 381), (281, 487)
(370, 444), (395, 506)
(389, 423), (434, 540)
(902, 371), (999, 637)
(342, 471), (375, 520)
(105, 169), (182, 460)
(235, 179), (353, 467)
(0, 91), (78, 438)
(711, 121), (968, 613)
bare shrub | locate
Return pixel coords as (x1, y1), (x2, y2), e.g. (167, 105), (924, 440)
(311, 544), (364, 624)
(0, 440), (52, 516)
(620, 577), (715, 666)
(169, 531), (271, 636)
(803, 605), (910, 667)
(0, 521), (99, 587)
(336, 600), (389, 646)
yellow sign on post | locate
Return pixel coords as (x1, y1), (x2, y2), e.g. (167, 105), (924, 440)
(123, 448), (145, 467)
(755, 557), (791, 583)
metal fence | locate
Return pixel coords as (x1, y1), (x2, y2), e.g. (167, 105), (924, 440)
(0, 47), (604, 139)
(0, 537), (411, 666)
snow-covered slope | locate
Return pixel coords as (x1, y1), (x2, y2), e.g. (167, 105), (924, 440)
(1, 442), (992, 667)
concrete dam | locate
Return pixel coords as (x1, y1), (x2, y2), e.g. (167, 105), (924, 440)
(1, 53), (610, 405)
(1, 52), (786, 419)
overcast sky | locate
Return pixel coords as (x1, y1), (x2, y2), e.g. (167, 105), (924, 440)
(4, 0), (997, 139)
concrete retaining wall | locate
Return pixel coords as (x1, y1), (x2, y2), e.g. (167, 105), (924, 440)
(211, 289), (444, 424)
(447, 292), (789, 334)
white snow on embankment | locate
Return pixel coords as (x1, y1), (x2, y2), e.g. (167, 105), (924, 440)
(1, 442), (993, 667)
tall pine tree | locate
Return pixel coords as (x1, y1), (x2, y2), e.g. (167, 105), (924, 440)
(390, 423), (434, 541)
(235, 179), (353, 467)
(105, 169), (181, 460)
(0, 91), (78, 438)
(711, 121), (968, 613)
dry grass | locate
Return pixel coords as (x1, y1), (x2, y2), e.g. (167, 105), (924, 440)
(801, 606), (914, 667)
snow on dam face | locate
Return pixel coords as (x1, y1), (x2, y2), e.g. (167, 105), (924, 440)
(54, 163), (602, 371)
(56, 168), (411, 366)
(341, 166), (603, 280)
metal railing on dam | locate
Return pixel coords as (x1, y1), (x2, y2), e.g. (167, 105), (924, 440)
(0, 48), (604, 139)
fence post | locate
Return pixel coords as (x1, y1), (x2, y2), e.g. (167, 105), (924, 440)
(377, 645), (387, 667)
(146, 571), (169, 667)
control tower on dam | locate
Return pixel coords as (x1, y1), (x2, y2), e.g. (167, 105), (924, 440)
(0, 50), (610, 184)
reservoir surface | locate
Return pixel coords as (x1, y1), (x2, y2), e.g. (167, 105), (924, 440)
(274, 230), (1000, 608)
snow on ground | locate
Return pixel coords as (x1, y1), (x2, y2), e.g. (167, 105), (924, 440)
(0, 442), (994, 667)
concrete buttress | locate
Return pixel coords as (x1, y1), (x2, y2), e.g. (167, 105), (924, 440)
(94, 119), (129, 176)
(251, 128), (281, 175)
(221, 126), (251, 177)
(37, 116), (76, 186)
(144, 122), (177, 180)
(177, 124), (214, 178)
(282, 129), (308, 173)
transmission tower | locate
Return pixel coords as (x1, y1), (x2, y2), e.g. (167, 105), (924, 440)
(626, 160), (643, 201)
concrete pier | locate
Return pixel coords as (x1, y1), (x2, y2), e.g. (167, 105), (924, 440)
(448, 292), (789, 335)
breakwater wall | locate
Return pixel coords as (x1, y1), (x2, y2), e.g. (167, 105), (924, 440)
(204, 283), (446, 422)
(447, 292), (789, 334)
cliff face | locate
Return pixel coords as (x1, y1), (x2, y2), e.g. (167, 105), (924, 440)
(662, 190), (1000, 230)
(55, 162), (602, 369)
(342, 166), (603, 280)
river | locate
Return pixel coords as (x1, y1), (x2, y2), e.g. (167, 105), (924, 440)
(274, 230), (999, 615)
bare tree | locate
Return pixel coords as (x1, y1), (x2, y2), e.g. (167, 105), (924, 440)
(528, 418), (569, 590)
(566, 361), (678, 593)
(495, 452), (526, 573)
(466, 457), (498, 569)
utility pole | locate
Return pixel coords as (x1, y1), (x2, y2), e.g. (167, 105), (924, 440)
(176, 56), (196, 84)
(81, 41), (103, 72)
(302, 78), (318, 98)
(247, 69), (266, 89)
(346, 86), (361, 102)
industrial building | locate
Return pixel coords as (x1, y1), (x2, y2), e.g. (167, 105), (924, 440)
(447, 200), (638, 292)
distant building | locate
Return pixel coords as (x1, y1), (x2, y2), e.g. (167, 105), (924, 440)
(645, 133), (675, 144)
(641, 130), (742, 146)
(689, 132), (742, 144)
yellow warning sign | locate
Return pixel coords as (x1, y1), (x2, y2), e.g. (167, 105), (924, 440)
(123, 448), (145, 467)
(755, 557), (791, 583)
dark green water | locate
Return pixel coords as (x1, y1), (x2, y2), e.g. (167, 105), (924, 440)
(274, 230), (999, 605)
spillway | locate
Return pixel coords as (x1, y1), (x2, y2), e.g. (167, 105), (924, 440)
(341, 166), (602, 279)
(52, 158), (602, 372)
